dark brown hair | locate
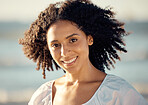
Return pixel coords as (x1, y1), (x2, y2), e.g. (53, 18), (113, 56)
(19, 0), (128, 79)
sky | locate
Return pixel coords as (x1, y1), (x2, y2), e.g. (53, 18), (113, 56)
(0, 0), (148, 22)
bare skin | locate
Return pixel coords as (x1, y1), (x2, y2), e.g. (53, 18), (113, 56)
(47, 20), (106, 105)
(52, 70), (106, 105)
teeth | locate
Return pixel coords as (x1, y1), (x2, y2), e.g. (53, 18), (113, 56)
(63, 57), (77, 64)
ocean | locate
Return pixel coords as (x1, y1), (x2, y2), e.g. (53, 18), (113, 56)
(0, 21), (148, 105)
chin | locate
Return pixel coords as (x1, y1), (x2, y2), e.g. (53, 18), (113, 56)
(63, 66), (80, 74)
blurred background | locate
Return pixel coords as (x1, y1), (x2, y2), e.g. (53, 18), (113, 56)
(0, 0), (148, 105)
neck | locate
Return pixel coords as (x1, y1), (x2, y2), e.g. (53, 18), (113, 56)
(64, 60), (101, 83)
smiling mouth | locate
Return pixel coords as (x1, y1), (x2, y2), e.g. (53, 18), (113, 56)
(62, 56), (78, 64)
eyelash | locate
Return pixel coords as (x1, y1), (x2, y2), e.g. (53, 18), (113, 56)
(69, 38), (78, 43)
(51, 38), (78, 48)
(51, 43), (60, 48)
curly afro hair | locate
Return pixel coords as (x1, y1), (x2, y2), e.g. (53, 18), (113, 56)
(19, 0), (128, 79)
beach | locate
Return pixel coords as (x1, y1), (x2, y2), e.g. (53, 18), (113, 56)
(0, 21), (148, 104)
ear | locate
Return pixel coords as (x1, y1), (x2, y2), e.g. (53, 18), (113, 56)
(87, 35), (93, 46)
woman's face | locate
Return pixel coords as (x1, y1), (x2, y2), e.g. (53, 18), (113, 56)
(47, 20), (93, 73)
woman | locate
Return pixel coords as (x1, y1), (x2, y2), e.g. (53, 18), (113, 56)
(19, 0), (148, 105)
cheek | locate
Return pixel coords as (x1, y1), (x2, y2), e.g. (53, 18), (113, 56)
(72, 42), (89, 58)
(74, 40), (89, 55)
(49, 50), (62, 67)
(49, 48), (60, 61)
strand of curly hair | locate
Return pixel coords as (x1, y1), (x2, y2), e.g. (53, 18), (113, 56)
(19, 0), (129, 79)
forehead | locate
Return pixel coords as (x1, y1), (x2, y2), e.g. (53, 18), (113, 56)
(47, 20), (80, 40)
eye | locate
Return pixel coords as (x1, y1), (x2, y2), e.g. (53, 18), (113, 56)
(51, 43), (60, 48)
(70, 38), (78, 43)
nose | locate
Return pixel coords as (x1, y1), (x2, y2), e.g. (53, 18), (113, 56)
(61, 44), (70, 57)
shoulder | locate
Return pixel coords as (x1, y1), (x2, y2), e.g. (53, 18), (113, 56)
(28, 80), (55, 105)
(99, 74), (130, 92)
(98, 74), (148, 105)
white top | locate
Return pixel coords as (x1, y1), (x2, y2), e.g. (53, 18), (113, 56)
(28, 74), (148, 105)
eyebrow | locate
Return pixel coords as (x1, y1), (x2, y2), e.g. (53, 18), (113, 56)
(50, 33), (80, 43)
(66, 33), (80, 39)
